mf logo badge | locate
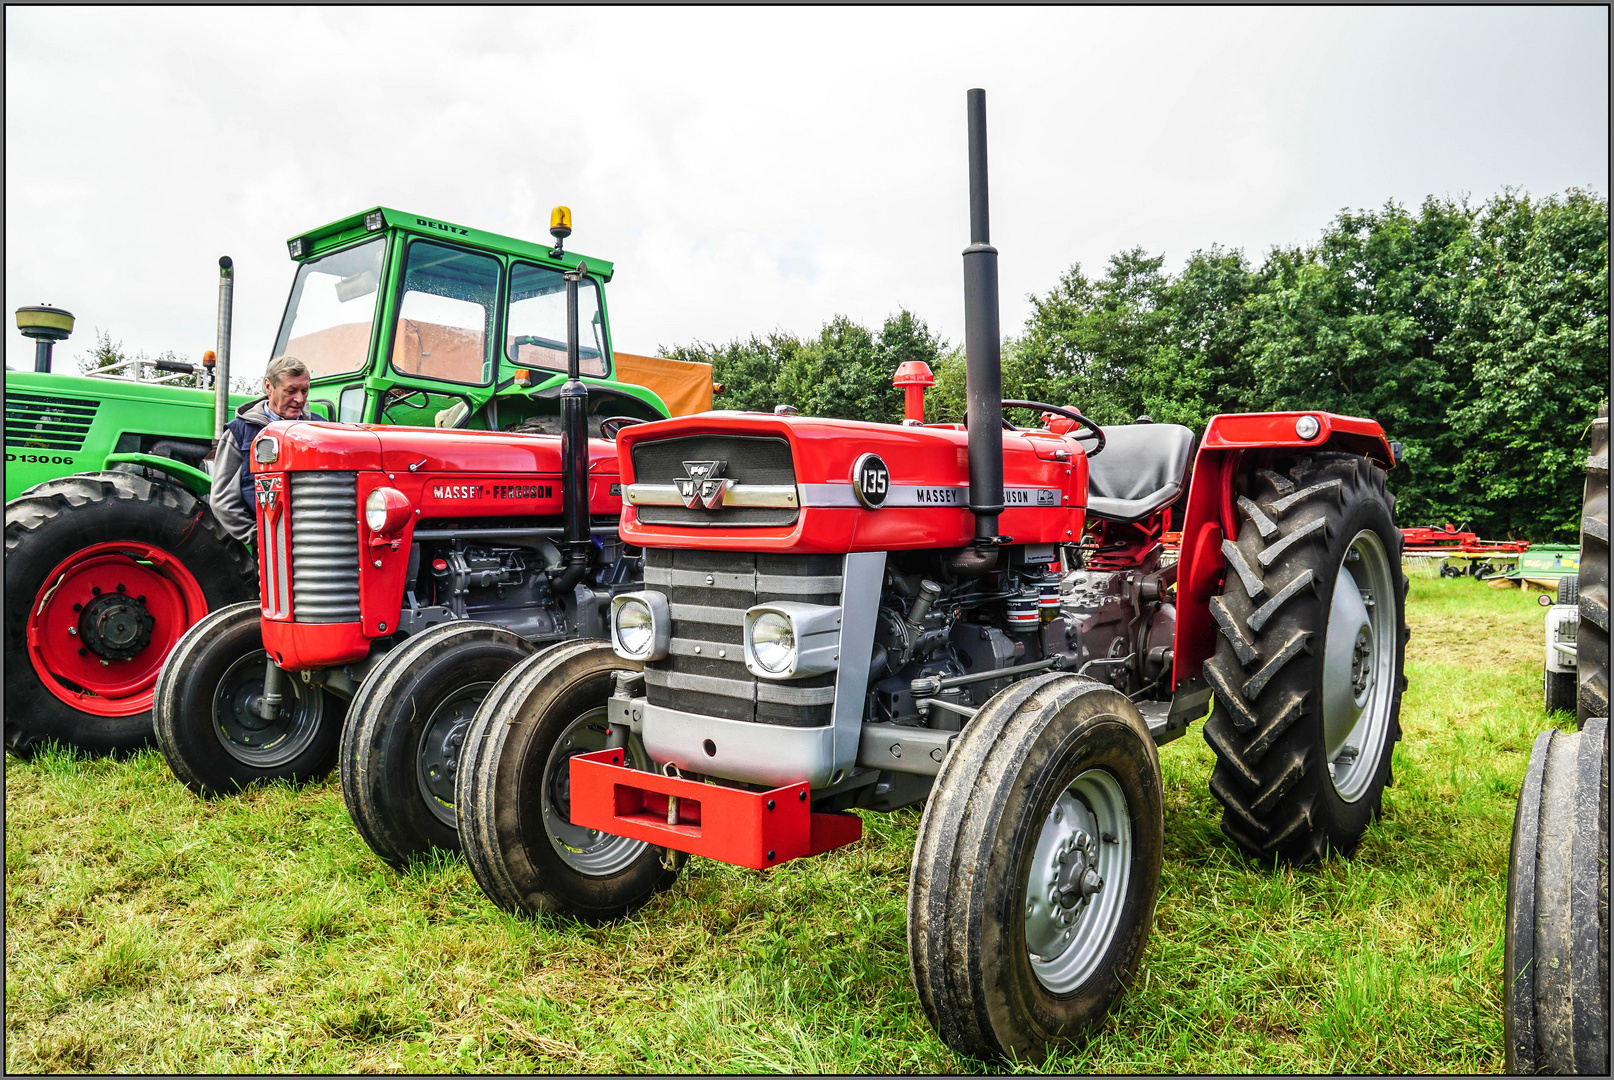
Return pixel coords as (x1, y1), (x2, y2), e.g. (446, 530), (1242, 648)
(852, 453), (890, 509)
(676, 460), (731, 510)
(254, 475), (283, 513)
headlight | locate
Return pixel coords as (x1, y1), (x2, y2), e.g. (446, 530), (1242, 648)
(364, 486), (412, 533)
(253, 435), (279, 464)
(610, 591), (669, 661)
(742, 602), (843, 680)
(749, 612), (796, 674)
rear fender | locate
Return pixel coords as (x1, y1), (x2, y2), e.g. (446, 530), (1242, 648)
(1171, 412), (1394, 688)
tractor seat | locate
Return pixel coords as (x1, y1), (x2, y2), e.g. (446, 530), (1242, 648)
(1083, 423), (1196, 524)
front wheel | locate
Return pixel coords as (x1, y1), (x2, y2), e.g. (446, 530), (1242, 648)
(153, 602), (340, 796)
(457, 640), (682, 922)
(908, 675), (1164, 1061)
(340, 621), (536, 869)
(1202, 453), (1407, 864)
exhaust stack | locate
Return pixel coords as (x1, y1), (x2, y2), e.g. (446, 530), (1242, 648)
(214, 256), (234, 441)
(962, 88), (1004, 545)
(550, 256), (592, 594)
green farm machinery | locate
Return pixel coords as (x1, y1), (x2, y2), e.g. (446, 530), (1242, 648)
(5, 207), (711, 757)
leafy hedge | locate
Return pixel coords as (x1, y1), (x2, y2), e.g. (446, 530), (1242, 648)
(664, 189), (1608, 542)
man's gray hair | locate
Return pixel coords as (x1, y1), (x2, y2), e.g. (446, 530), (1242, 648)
(264, 355), (309, 387)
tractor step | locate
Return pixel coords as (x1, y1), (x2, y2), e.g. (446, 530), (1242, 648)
(568, 748), (862, 870)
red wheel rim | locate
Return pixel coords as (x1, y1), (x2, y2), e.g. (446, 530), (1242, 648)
(25, 541), (209, 717)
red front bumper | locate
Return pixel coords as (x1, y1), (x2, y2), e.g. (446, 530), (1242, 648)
(568, 749), (862, 870)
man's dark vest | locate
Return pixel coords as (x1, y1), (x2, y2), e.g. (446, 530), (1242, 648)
(224, 413), (270, 518)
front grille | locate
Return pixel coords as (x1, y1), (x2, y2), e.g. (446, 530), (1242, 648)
(642, 548), (843, 727)
(290, 472), (361, 623)
(4, 392), (99, 451)
(631, 434), (798, 527)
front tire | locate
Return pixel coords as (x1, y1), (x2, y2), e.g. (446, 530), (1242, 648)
(1504, 718), (1608, 1075)
(457, 641), (682, 922)
(340, 622), (536, 869)
(1201, 453), (1408, 864)
(5, 471), (256, 756)
(153, 602), (340, 796)
(908, 675), (1164, 1061)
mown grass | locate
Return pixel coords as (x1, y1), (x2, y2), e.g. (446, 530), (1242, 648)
(4, 576), (1574, 1073)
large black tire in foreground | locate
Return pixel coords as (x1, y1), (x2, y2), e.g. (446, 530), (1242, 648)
(153, 602), (340, 796)
(5, 470), (256, 757)
(457, 641), (682, 922)
(1202, 453), (1408, 864)
(1578, 403), (1608, 728)
(1504, 717), (1608, 1075)
(340, 621), (536, 869)
(908, 676), (1164, 1061)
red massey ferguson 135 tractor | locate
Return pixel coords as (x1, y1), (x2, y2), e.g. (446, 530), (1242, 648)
(151, 252), (695, 871)
(447, 91), (1410, 1060)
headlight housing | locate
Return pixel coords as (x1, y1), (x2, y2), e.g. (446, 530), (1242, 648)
(364, 486), (412, 533)
(611, 591), (670, 661)
(742, 602), (842, 680)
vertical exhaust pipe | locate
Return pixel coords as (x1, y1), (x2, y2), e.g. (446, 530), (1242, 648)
(550, 258), (592, 593)
(962, 88), (1005, 546)
(214, 256), (234, 441)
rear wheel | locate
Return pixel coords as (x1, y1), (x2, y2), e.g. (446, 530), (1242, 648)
(1504, 718), (1608, 1075)
(340, 622), (536, 869)
(153, 602), (340, 796)
(1201, 453), (1407, 864)
(908, 675), (1163, 1061)
(1578, 402), (1608, 728)
(5, 471), (255, 756)
(457, 641), (681, 922)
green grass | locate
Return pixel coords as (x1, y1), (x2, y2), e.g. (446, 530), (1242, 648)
(4, 576), (1574, 1073)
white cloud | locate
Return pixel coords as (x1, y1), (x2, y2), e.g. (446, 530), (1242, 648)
(5, 6), (1606, 380)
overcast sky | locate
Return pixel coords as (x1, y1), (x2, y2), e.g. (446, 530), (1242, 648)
(5, 6), (1607, 381)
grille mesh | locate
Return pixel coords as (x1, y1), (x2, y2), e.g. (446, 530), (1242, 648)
(631, 434), (798, 527)
(4, 392), (99, 451)
(642, 549), (843, 726)
(290, 473), (360, 623)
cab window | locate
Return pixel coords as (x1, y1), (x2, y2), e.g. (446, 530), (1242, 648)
(506, 262), (608, 376)
(379, 387), (475, 429)
(273, 237), (386, 377)
(390, 241), (500, 386)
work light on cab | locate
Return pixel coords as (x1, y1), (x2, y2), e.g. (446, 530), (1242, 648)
(364, 487), (411, 533)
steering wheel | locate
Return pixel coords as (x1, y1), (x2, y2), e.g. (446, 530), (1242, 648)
(384, 387), (429, 409)
(600, 415), (650, 440)
(1001, 399), (1106, 456)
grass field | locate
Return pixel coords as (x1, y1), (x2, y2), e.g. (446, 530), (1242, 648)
(4, 575), (1575, 1073)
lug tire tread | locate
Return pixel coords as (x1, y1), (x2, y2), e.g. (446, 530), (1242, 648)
(1578, 404), (1609, 728)
(1201, 452), (1407, 864)
(5, 470), (255, 756)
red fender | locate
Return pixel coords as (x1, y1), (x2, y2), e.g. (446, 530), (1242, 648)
(1171, 411), (1395, 689)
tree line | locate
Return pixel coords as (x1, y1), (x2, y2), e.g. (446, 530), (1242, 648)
(663, 188), (1609, 542)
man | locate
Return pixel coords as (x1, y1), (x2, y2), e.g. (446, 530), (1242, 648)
(209, 355), (311, 544)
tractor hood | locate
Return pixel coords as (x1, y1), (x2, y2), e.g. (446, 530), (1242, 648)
(252, 420), (621, 477)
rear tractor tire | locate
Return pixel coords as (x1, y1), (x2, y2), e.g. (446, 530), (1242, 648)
(457, 641), (683, 922)
(908, 675), (1164, 1061)
(1504, 718), (1608, 1075)
(153, 602), (340, 796)
(5, 470), (256, 757)
(1202, 453), (1408, 864)
(1577, 402), (1608, 729)
(340, 622), (536, 869)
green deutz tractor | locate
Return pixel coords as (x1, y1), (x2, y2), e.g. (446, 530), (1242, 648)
(5, 206), (701, 757)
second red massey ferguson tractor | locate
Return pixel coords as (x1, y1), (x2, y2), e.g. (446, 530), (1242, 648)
(445, 91), (1410, 1059)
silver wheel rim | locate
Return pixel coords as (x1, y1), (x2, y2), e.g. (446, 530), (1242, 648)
(1025, 768), (1132, 994)
(211, 651), (323, 768)
(1322, 529), (1397, 801)
(415, 681), (493, 829)
(539, 706), (649, 876)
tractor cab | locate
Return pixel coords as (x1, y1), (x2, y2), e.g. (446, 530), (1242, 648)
(274, 207), (698, 435)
